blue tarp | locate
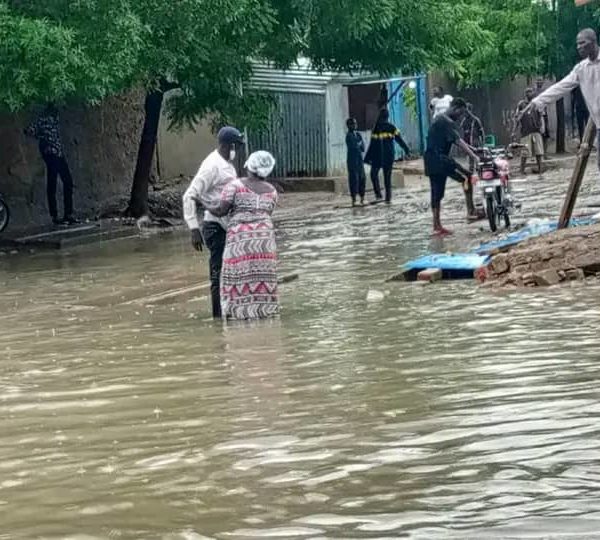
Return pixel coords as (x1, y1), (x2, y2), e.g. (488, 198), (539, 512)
(402, 253), (491, 280)
(400, 217), (598, 281)
(475, 217), (597, 255)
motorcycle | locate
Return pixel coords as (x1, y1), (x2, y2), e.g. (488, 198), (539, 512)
(473, 147), (513, 233)
(0, 193), (9, 232)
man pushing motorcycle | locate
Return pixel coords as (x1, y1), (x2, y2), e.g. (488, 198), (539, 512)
(424, 98), (480, 236)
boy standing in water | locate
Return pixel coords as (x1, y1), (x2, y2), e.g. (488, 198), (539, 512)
(345, 118), (366, 206)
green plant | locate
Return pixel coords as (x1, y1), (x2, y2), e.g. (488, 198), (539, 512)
(402, 86), (418, 121)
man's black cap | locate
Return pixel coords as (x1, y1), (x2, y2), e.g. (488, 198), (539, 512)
(217, 126), (244, 145)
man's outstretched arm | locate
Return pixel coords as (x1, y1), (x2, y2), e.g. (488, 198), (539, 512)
(533, 68), (580, 110)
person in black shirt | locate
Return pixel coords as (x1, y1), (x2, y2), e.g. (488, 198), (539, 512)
(25, 104), (76, 225)
(345, 118), (367, 206)
(364, 109), (411, 204)
(424, 98), (479, 235)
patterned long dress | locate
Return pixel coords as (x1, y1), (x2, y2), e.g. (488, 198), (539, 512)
(218, 178), (279, 320)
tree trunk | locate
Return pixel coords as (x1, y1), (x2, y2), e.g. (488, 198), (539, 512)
(126, 89), (164, 218)
(485, 84), (493, 140)
(556, 98), (565, 154)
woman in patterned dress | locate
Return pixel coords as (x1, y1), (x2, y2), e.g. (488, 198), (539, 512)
(208, 151), (279, 320)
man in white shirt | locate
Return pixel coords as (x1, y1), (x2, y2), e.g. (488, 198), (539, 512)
(183, 126), (244, 318)
(530, 29), (600, 172)
(430, 86), (454, 118)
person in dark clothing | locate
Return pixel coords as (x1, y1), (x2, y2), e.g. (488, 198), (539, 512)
(364, 109), (411, 204)
(512, 88), (544, 174)
(460, 103), (485, 219)
(345, 118), (367, 206)
(424, 98), (480, 236)
(514, 88), (544, 175)
(461, 103), (485, 155)
(572, 86), (590, 143)
(25, 104), (76, 225)
(535, 80), (550, 158)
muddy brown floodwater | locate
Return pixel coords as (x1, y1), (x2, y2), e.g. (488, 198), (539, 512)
(2, 168), (600, 539)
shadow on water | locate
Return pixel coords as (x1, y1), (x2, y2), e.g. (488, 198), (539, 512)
(1, 169), (600, 538)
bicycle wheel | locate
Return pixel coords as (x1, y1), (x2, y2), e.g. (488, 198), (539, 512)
(0, 197), (9, 232)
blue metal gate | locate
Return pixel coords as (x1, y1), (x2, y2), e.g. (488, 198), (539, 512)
(387, 76), (428, 156)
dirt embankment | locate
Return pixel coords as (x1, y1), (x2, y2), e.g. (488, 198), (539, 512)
(99, 183), (186, 220)
(480, 224), (600, 287)
(98, 177), (338, 222)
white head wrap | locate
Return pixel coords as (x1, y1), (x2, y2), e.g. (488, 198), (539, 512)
(245, 151), (276, 179)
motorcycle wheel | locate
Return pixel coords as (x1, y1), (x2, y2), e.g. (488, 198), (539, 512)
(486, 195), (497, 233)
(496, 186), (510, 229)
(0, 197), (9, 233)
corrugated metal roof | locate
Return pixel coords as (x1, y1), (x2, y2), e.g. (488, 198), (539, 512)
(247, 59), (419, 94)
(248, 60), (336, 94)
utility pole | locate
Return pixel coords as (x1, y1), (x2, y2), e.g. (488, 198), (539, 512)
(558, 119), (597, 229)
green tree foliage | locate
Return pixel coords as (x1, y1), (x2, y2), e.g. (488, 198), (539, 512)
(0, 0), (532, 216)
(0, 1), (143, 110)
(263, 0), (487, 75)
(132, 0), (276, 128)
(447, 0), (600, 153)
(450, 0), (541, 86)
(147, 0), (488, 130)
(456, 0), (600, 85)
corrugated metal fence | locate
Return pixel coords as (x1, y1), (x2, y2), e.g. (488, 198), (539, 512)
(247, 92), (327, 178)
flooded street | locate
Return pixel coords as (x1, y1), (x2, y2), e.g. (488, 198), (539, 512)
(2, 168), (600, 539)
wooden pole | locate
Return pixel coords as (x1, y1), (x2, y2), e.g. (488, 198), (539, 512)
(558, 119), (596, 229)
(122, 273), (300, 306)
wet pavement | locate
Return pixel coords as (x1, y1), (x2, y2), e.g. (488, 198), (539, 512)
(2, 167), (600, 539)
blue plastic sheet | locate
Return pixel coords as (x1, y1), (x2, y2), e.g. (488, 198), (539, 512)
(400, 217), (598, 281)
(402, 253), (491, 280)
(475, 217), (597, 255)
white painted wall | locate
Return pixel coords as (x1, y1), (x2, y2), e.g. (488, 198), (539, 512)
(158, 85), (354, 181)
(325, 83), (350, 177)
(156, 95), (215, 180)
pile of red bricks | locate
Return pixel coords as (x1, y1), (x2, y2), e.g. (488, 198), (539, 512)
(478, 224), (600, 288)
